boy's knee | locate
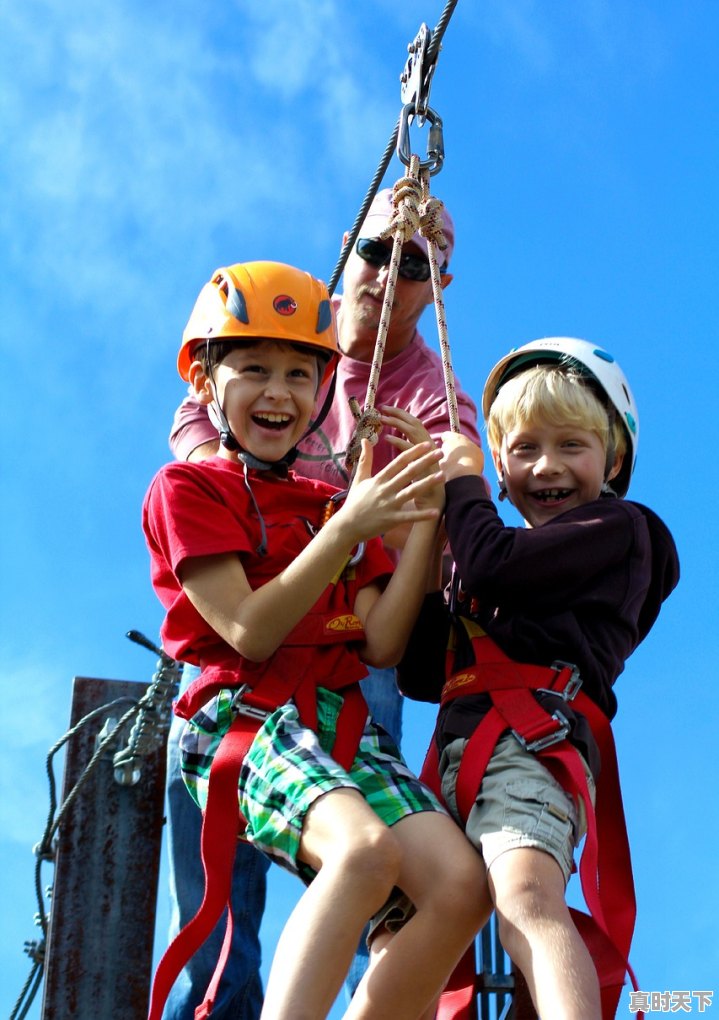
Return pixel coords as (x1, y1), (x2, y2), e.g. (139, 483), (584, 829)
(493, 863), (568, 932)
(441, 854), (489, 928)
(337, 824), (403, 896)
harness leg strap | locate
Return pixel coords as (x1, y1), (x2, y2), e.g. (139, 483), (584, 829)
(429, 681), (639, 1019)
(147, 715), (256, 1020)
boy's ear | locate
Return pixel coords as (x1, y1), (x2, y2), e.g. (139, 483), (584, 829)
(491, 448), (504, 480)
(606, 450), (625, 482)
(188, 360), (214, 405)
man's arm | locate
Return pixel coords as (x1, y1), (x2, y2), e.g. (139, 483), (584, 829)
(170, 393), (218, 462)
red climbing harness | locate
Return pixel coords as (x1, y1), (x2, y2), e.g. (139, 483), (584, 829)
(420, 619), (640, 1020)
(147, 607), (371, 1020)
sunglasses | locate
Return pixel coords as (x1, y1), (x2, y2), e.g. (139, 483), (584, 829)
(355, 238), (445, 282)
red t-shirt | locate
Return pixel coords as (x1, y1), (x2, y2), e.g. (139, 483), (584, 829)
(142, 455), (393, 671)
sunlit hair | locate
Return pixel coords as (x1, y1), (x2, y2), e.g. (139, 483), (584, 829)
(486, 364), (627, 461)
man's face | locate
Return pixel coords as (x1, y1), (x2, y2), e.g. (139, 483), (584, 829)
(339, 236), (447, 357)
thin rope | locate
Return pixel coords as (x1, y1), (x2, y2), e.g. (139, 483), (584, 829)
(419, 167), (460, 432)
(344, 158), (461, 470)
(344, 157), (423, 472)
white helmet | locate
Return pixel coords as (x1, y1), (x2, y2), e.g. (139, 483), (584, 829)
(482, 337), (639, 497)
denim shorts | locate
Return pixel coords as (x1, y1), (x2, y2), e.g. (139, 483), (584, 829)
(181, 686), (443, 883)
(439, 732), (595, 883)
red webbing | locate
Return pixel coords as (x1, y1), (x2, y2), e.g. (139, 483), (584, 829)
(146, 715), (255, 1020)
(148, 679), (370, 1019)
(425, 635), (640, 1020)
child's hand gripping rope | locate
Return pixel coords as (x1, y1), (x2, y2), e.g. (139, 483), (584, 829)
(339, 423), (444, 547)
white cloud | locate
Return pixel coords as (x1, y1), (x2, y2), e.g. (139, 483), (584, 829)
(1, 0), (396, 341)
(0, 656), (69, 845)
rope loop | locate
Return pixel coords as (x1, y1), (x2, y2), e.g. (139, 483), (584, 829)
(419, 192), (449, 255)
(420, 167), (460, 432)
(344, 153), (460, 472)
(344, 398), (383, 472)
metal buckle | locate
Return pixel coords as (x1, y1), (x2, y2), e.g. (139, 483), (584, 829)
(513, 710), (571, 753)
(348, 541), (366, 567)
(538, 661), (582, 702)
(231, 684), (270, 721)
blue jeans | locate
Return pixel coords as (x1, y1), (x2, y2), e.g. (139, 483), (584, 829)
(163, 664), (403, 1018)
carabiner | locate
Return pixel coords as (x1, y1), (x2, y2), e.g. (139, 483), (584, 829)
(397, 103), (444, 177)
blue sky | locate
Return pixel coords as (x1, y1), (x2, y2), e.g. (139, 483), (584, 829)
(2, 1), (717, 1016)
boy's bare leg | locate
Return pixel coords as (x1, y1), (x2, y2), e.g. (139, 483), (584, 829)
(260, 788), (401, 1020)
(489, 847), (601, 1020)
(345, 811), (491, 1020)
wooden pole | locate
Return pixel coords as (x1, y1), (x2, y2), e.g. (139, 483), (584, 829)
(41, 677), (167, 1020)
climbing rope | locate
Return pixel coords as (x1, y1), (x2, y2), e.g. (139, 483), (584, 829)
(418, 167), (461, 433)
(326, 0), (460, 297)
(336, 3), (464, 473)
(344, 156), (458, 471)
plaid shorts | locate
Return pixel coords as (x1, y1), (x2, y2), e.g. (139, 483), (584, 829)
(180, 686), (443, 882)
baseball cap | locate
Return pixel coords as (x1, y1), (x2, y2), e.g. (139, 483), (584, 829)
(358, 188), (455, 268)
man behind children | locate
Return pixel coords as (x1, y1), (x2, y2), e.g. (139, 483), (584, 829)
(162, 189), (481, 1019)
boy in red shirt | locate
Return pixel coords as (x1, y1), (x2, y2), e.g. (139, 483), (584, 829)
(143, 261), (485, 1020)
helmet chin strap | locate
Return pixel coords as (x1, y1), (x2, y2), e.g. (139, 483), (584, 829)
(496, 459), (510, 503)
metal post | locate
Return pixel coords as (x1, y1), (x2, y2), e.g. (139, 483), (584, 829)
(41, 677), (167, 1019)
(508, 966), (537, 1019)
(474, 915), (538, 1019)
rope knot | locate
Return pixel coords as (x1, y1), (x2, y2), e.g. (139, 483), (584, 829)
(344, 397), (383, 471)
(419, 194), (449, 254)
(378, 176), (422, 244)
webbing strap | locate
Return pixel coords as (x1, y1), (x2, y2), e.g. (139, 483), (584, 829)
(423, 639), (640, 1020)
(435, 943), (478, 1020)
(147, 715), (255, 1020)
(148, 682), (370, 1019)
(194, 911), (234, 1020)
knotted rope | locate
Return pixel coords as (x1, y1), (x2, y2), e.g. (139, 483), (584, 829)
(418, 167), (460, 433)
(344, 156), (459, 472)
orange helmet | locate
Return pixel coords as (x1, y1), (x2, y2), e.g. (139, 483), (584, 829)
(178, 261), (339, 384)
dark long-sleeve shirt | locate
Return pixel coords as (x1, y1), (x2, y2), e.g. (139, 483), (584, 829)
(399, 476), (679, 766)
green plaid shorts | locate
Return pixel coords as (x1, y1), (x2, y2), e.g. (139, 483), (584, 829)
(180, 686), (443, 882)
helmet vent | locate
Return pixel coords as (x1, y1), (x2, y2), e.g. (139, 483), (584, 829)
(315, 299), (332, 334)
(226, 282), (249, 324)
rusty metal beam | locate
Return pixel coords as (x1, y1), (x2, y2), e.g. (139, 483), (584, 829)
(41, 677), (167, 1020)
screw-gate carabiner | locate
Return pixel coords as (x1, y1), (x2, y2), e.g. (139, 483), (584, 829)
(397, 103), (444, 177)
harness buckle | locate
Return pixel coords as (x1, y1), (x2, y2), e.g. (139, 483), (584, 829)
(231, 684), (271, 721)
(538, 661), (582, 702)
(513, 710), (571, 753)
